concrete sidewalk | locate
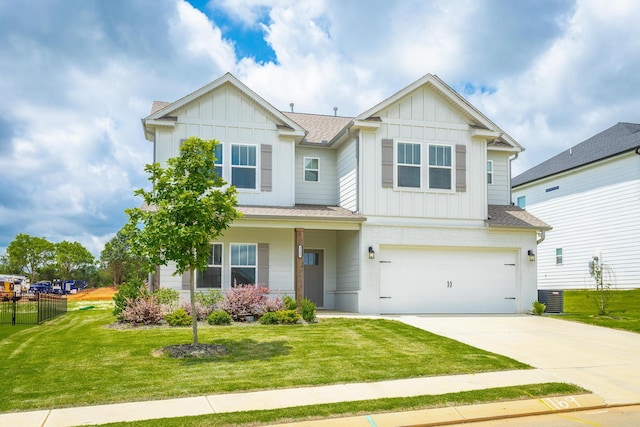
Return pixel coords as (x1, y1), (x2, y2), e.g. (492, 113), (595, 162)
(0, 370), (603, 427)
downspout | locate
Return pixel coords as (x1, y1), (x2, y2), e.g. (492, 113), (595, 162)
(537, 229), (546, 245)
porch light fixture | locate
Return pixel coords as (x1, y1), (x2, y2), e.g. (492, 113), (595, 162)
(528, 249), (536, 262)
(368, 246), (376, 260)
(298, 244), (303, 259)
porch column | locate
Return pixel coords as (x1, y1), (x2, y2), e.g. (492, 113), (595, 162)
(295, 228), (304, 306)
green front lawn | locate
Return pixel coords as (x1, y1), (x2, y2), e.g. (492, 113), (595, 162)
(554, 289), (640, 333)
(0, 308), (528, 412)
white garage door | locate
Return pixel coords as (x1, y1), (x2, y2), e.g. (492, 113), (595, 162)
(379, 246), (518, 314)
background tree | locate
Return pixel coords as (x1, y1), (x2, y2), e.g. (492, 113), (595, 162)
(6, 233), (55, 284)
(55, 240), (95, 279)
(100, 229), (147, 285)
(125, 137), (240, 345)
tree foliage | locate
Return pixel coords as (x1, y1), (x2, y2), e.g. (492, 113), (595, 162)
(55, 240), (95, 279)
(124, 137), (241, 344)
(100, 229), (147, 284)
(5, 233), (55, 284)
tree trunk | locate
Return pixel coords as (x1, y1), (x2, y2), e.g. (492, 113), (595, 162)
(189, 266), (198, 345)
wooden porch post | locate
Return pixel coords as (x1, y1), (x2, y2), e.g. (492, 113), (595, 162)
(295, 228), (304, 306)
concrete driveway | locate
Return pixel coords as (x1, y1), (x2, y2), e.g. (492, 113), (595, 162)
(397, 315), (640, 405)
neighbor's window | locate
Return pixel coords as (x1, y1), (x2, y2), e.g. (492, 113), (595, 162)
(197, 244), (222, 288)
(214, 144), (223, 177)
(304, 157), (319, 182)
(556, 248), (563, 265)
(487, 160), (493, 184)
(231, 144), (256, 189)
(230, 244), (257, 286)
(428, 144), (452, 190)
(397, 142), (421, 188)
(517, 196), (526, 208)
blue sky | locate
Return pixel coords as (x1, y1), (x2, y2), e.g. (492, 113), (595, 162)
(1, 0), (639, 258)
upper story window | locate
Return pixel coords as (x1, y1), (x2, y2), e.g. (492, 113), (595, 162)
(517, 195), (526, 208)
(197, 244), (222, 288)
(556, 248), (563, 265)
(487, 160), (493, 184)
(428, 144), (452, 190)
(231, 144), (256, 189)
(230, 243), (256, 286)
(397, 142), (421, 188)
(304, 157), (319, 182)
(214, 144), (223, 177)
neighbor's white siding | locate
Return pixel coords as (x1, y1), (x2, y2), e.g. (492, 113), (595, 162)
(295, 147), (337, 205)
(513, 152), (640, 289)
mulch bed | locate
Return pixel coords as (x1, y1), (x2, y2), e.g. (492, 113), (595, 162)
(156, 344), (230, 359)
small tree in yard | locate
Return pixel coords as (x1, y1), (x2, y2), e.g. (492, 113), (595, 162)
(125, 137), (240, 345)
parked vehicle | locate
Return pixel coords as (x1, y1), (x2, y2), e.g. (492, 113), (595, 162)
(29, 281), (52, 294)
(61, 280), (88, 294)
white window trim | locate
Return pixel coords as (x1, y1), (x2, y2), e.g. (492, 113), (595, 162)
(214, 143), (223, 178)
(556, 248), (563, 265)
(196, 243), (223, 289)
(230, 243), (258, 286)
(395, 140), (422, 189)
(231, 144), (259, 191)
(427, 143), (454, 191)
(303, 156), (320, 182)
(487, 160), (494, 185)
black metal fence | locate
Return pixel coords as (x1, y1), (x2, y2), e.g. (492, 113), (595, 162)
(0, 293), (67, 325)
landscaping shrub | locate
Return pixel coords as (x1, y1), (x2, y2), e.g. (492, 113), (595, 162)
(120, 297), (164, 325)
(263, 295), (285, 313)
(300, 298), (317, 322)
(164, 308), (193, 326)
(283, 295), (297, 310)
(113, 278), (148, 316)
(532, 300), (546, 315)
(180, 301), (210, 321)
(207, 310), (232, 326)
(152, 288), (179, 311)
(195, 289), (223, 312)
(278, 309), (301, 324)
(220, 284), (270, 321)
(259, 311), (280, 325)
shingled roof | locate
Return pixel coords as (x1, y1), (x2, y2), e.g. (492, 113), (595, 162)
(486, 205), (552, 230)
(282, 112), (353, 144)
(512, 122), (640, 187)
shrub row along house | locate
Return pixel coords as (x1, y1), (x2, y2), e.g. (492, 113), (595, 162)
(141, 73), (550, 314)
(512, 122), (640, 290)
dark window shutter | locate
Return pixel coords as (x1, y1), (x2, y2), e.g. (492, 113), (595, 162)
(181, 272), (189, 290)
(261, 144), (272, 192)
(455, 144), (466, 192)
(381, 139), (393, 188)
(258, 243), (269, 287)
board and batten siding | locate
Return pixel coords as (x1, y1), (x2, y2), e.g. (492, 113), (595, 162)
(153, 83), (296, 207)
(487, 151), (511, 205)
(524, 178), (640, 289)
(337, 139), (358, 211)
(295, 146), (338, 205)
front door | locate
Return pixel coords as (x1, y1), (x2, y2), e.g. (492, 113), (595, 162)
(303, 249), (324, 307)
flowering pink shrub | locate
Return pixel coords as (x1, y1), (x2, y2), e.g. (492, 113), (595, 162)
(180, 301), (210, 321)
(263, 295), (285, 313)
(220, 284), (270, 320)
(120, 297), (164, 325)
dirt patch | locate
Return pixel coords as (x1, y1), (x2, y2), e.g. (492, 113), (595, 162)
(67, 286), (118, 301)
(155, 344), (230, 359)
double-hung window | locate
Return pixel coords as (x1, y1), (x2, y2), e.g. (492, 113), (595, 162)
(428, 144), (452, 189)
(487, 160), (493, 184)
(231, 144), (256, 189)
(397, 142), (421, 188)
(197, 244), (222, 288)
(304, 157), (319, 182)
(556, 248), (563, 265)
(230, 243), (257, 286)
(214, 144), (223, 177)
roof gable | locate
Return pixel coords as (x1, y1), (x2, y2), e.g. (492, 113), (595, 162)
(512, 122), (640, 187)
(355, 73), (522, 151)
(143, 73), (305, 140)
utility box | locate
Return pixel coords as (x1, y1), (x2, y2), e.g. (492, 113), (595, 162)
(538, 290), (564, 313)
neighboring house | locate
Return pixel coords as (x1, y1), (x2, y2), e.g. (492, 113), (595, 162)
(512, 122), (640, 290)
(141, 72), (549, 314)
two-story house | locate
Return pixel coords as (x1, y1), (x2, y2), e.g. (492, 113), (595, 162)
(512, 122), (640, 290)
(142, 72), (549, 314)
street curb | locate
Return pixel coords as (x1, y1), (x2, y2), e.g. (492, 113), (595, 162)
(265, 393), (609, 427)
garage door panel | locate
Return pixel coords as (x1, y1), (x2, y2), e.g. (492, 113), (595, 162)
(379, 246), (517, 314)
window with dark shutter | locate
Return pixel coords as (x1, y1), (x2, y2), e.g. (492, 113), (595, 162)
(381, 138), (393, 188)
(455, 144), (466, 192)
(261, 144), (272, 191)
